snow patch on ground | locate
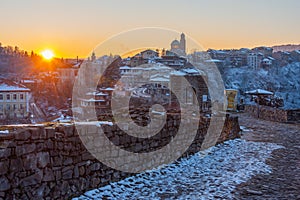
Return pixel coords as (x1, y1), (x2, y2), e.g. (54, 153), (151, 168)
(74, 139), (283, 200)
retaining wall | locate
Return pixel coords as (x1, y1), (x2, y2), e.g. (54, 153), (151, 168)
(0, 114), (240, 199)
(245, 105), (300, 123)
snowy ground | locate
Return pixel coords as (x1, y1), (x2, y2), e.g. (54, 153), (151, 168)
(74, 138), (283, 200)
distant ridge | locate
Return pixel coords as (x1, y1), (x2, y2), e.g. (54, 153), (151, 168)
(272, 44), (300, 52)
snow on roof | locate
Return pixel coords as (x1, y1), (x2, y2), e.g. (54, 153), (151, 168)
(86, 92), (108, 96)
(96, 92), (108, 96)
(120, 66), (131, 70)
(98, 121), (113, 126)
(225, 89), (238, 91)
(171, 71), (187, 76)
(0, 79), (30, 92)
(81, 98), (106, 102)
(100, 87), (114, 91)
(75, 121), (113, 126)
(150, 77), (169, 82)
(52, 115), (73, 123)
(267, 56), (275, 61)
(150, 74), (170, 79)
(182, 68), (199, 74)
(245, 89), (273, 95)
(205, 59), (223, 63)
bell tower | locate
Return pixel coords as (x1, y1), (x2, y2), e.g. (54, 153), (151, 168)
(180, 33), (186, 55)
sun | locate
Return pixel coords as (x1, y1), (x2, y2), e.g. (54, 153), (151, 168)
(41, 49), (54, 60)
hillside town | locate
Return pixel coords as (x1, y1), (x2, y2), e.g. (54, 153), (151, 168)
(1, 0), (300, 198)
(0, 33), (300, 125)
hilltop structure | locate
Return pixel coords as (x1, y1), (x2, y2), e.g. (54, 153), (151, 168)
(170, 33), (186, 56)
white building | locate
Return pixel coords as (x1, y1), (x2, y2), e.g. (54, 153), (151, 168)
(247, 53), (262, 69)
(119, 64), (174, 90)
(0, 79), (31, 119)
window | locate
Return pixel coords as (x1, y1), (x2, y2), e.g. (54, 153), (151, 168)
(0, 105), (3, 111)
(0, 94), (3, 100)
(13, 94), (17, 100)
(6, 104), (10, 110)
(6, 94), (10, 100)
(20, 94), (24, 100)
(13, 104), (17, 110)
(20, 104), (23, 109)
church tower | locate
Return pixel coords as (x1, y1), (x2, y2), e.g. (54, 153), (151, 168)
(179, 33), (186, 55)
(91, 52), (96, 62)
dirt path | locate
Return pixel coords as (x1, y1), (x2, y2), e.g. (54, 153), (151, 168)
(233, 113), (300, 200)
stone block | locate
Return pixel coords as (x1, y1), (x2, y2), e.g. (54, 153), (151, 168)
(62, 169), (73, 180)
(90, 163), (101, 171)
(91, 177), (100, 188)
(64, 126), (74, 137)
(15, 130), (31, 140)
(61, 181), (70, 195)
(0, 148), (11, 159)
(43, 168), (55, 182)
(37, 152), (50, 168)
(0, 176), (10, 191)
(0, 161), (8, 175)
(23, 154), (37, 170)
(52, 156), (63, 167)
(16, 143), (36, 156)
(63, 157), (73, 166)
(63, 142), (73, 152)
(0, 140), (14, 149)
(36, 142), (45, 151)
(30, 127), (46, 139)
(54, 170), (61, 181)
(20, 171), (42, 187)
(45, 140), (53, 149)
(82, 152), (94, 161)
(10, 158), (23, 172)
(74, 165), (79, 178)
(45, 127), (55, 138)
(79, 166), (85, 176)
(36, 183), (50, 198)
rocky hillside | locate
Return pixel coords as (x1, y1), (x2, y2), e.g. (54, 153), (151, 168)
(222, 62), (300, 109)
(272, 44), (300, 52)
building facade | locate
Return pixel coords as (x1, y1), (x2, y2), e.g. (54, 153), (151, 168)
(0, 79), (31, 119)
(247, 53), (263, 69)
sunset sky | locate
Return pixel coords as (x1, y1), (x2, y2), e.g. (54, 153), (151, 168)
(1, 0), (300, 58)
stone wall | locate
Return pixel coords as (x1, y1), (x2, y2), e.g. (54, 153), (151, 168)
(0, 115), (240, 199)
(245, 105), (288, 122)
(245, 105), (300, 123)
(286, 109), (300, 123)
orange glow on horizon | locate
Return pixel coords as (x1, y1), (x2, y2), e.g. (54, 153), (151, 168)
(41, 49), (55, 60)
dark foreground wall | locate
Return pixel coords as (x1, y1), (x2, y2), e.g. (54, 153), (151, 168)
(0, 115), (240, 199)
